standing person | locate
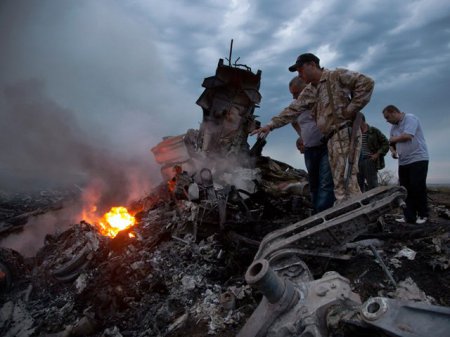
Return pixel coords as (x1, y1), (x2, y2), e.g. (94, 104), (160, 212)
(252, 53), (375, 203)
(383, 105), (429, 224)
(249, 76), (335, 213)
(290, 77), (335, 213)
(357, 113), (389, 192)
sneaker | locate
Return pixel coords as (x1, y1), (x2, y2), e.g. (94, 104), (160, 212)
(416, 217), (428, 224)
(395, 217), (406, 223)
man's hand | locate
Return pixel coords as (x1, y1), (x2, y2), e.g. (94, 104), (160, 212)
(296, 138), (305, 154)
(369, 152), (380, 161)
(250, 125), (271, 139)
(390, 149), (398, 159)
(389, 143), (398, 159)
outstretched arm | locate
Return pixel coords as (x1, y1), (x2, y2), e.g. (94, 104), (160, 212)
(250, 85), (315, 138)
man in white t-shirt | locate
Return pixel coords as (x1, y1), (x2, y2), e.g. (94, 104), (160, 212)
(383, 104), (429, 224)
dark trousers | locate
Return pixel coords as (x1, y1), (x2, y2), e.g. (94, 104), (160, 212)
(304, 144), (335, 213)
(399, 160), (429, 222)
(358, 157), (379, 192)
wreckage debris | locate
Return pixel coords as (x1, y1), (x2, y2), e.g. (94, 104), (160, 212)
(2, 179), (450, 337)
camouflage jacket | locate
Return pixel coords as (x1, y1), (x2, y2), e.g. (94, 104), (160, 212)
(307, 68), (374, 135)
(268, 68), (374, 135)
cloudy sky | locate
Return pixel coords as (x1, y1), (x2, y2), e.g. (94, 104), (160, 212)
(1, 0), (450, 192)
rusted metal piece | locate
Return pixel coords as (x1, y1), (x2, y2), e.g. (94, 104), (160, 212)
(255, 186), (407, 262)
(361, 297), (450, 337)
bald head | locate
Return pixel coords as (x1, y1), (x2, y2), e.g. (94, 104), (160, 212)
(289, 76), (306, 99)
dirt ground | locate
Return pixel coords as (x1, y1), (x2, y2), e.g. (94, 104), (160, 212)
(428, 186), (450, 207)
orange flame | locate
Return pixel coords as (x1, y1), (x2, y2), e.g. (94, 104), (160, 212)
(81, 205), (136, 238)
(97, 206), (136, 238)
(168, 178), (176, 192)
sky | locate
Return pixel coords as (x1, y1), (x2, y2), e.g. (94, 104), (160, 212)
(1, 0), (450, 195)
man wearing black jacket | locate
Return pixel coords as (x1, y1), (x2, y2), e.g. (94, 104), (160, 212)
(357, 114), (389, 192)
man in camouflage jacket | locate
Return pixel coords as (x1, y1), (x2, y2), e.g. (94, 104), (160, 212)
(252, 53), (374, 203)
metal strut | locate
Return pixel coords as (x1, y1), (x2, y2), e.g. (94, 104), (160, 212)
(255, 186), (407, 262)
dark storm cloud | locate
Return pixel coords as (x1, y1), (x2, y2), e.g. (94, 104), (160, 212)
(1, 0), (450, 186)
(220, 0), (450, 182)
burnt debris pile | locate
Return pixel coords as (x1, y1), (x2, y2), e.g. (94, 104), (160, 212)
(2, 182), (450, 337)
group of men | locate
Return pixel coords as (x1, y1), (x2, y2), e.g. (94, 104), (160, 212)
(251, 53), (429, 225)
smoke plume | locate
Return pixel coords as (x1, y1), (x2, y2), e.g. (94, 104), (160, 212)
(0, 79), (159, 255)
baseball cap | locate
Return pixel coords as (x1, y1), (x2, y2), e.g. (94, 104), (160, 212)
(288, 53), (320, 72)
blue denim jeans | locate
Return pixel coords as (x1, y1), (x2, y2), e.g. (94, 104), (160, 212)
(304, 144), (335, 213)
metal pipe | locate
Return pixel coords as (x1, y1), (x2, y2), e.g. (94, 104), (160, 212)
(369, 245), (397, 287)
(245, 259), (285, 304)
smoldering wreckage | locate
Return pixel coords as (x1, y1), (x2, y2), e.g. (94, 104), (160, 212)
(2, 50), (450, 337)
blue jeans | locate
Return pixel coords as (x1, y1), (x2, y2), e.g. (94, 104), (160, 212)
(304, 144), (335, 213)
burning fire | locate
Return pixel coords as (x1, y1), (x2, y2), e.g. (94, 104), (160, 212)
(98, 206), (136, 238)
(83, 206), (136, 238)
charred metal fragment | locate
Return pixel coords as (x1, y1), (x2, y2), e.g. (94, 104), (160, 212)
(196, 58), (262, 160)
(255, 186), (407, 262)
(238, 260), (361, 337)
(51, 245), (91, 282)
(237, 259), (300, 337)
(240, 259), (450, 337)
(360, 297), (450, 337)
(151, 53), (262, 181)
